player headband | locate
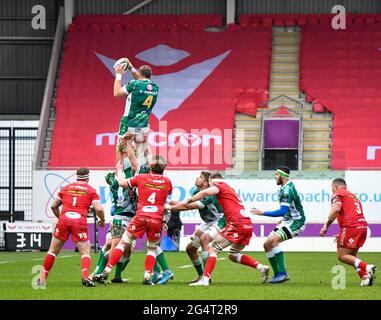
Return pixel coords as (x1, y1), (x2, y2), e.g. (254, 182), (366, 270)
(275, 169), (289, 179)
(77, 173), (89, 180)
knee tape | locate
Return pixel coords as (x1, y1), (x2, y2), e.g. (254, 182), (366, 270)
(190, 236), (201, 248)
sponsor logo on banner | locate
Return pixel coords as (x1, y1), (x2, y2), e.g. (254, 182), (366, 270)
(96, 125), (231, 167)
(5, 222), (52, 233)
(34, 170), (381, 223)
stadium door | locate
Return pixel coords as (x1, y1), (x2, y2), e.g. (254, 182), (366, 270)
(0, 127), (37, 249)
(261, 118), (300, 170)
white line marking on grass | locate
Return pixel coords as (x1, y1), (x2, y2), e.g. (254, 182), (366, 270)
(32, 255), (75, 261)
(177, 257), (226, 269)
(1, 255), (76, 264)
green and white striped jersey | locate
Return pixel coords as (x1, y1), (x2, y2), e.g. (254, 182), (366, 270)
(279, 181), (305, 222)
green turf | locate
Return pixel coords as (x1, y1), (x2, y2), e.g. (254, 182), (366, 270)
(0, 251), (379, 300)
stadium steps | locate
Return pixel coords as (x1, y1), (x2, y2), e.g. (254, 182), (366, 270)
(302, 114), (332, 170)
(268, 27), (333, 171)
(40, 32), (66, 169)
(269, 27), (301, 102)
(233, 113), (261, 171)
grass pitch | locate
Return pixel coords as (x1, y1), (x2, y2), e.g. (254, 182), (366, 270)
(0, 251), (380, 300)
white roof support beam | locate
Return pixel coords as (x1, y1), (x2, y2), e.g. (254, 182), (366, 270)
(123, 0), (155, 15)
(226, 0), (236, 25)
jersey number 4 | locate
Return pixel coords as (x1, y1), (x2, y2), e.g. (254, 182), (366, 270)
(147, 192), (156, 204)
(143, 96), (153, 109)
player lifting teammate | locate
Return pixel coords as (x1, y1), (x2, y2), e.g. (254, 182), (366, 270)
(94, 156), (173, 285)
(37, 168), (105, 287)
(90, 160), (137, 283)
(113, 58), (158, 174)
(320, 178), (377, 286)
(183, 173), (269, 286)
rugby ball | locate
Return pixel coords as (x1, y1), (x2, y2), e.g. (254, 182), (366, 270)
(113, 57), (129, 72)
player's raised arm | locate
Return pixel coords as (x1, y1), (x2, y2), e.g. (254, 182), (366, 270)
(113, 64), (127, 97)
(116, 160), (132, 188)
(127, 60), (140, 80)
(50, 197), (62, 219)
(185, 185), (219, 204)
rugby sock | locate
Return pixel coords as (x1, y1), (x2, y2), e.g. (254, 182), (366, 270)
(201, 251), (209, 268)
(144, 251), (157, 280)
(273, 247), (287, 273)
(40, 252), (56, 281)
(240, 255), (262, 270)
(81, 255), (91, 279)
(192, 257), (204, 276)
(354, 258), (367, 270)
(265, 250), (279, 275)
(115, 257), (130, 279)
(153, 262), (161, 273)
(97, 252), (109, 274)
(203, 253), (217, 278)
(156, 247), (170, 271)
(105, 247), (123, 273)
(96, 247), (105, 269)
(356, 267), (368, 279)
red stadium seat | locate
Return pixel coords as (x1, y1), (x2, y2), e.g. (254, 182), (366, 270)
(300, 20), (381, 169)
(68, 23), (77, 33)
(354, 16), (365, 24)
(312, 101), (325, 113)
(365, 17), (376, 24)
(285, 17), (296, 26)
(226, 23), (239, 32)
(297, 16), (308, 26)
(308, 16), (318, 24)
(274, 18), (284, 27)
(49, 14), (272, 169)
(250, 18), (262, 27)
(262, 18), (273, 27)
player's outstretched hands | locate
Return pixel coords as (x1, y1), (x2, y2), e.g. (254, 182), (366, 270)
(250, 207), (264, 215)
(113, 57), (131, 73)
(98, 219), (105, 227)
(319, 225), (328, 237)
(114, 63), (125, 74)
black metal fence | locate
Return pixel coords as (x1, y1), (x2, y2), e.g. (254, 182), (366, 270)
(0, 127), (37, 248)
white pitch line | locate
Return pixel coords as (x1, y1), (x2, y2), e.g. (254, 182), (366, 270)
(1, 255), (76, 264)
(177, 257), (226, 269)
